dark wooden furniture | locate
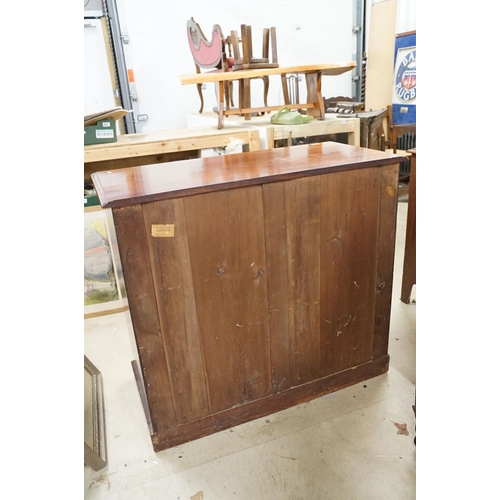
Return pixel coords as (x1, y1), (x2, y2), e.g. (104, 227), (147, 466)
(323, 96), (364, 114)
(401, 148), (416, 303)
(186, 18), (274, 116)
(356, 108), (389, 151)
(387, 104), (416, 194)
(324, 105), (389, 152)
(186, 17), (233, 113)
(387, 105), (416, 156)
(230, 24), (279, 71)
(92, 143), (402, 452)
(229, 24), (279, 120)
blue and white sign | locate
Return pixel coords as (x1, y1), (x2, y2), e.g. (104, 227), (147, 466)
(392, 32), (416, 125)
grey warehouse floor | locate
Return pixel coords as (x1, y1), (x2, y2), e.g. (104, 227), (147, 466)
(84, 199), (416, 500)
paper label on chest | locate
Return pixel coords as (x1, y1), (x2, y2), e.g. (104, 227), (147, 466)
(151, 224), (175, 237)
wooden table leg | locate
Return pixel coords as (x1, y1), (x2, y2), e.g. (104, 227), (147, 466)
(242, 78), (251, 120)
(281, 74), (290, 105)
(262, 76), (270, 108)
(217, 81), (225, 129)
(305, 71), (325, 120)
(316, 72), (325, 119)
(400, 151), (416, 303)
(347, 124), (360, 147)
(265, 128), (275, 150)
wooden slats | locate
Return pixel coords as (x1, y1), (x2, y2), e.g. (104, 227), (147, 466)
(112, 205), (177, 434)
(264, 170), (383, 387)
(142, 198), (210, 424)
(262, 182), (291, 393)
(104, 143), (400, 451)
(285, 176), (322, 386)
(319, 169), (380, 376)
(183, 187), (272, 413)
(372, 163), (399, 359)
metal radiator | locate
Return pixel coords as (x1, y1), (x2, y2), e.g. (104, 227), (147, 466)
(397, 132), (417, 151)
(398, 132), (416, 177)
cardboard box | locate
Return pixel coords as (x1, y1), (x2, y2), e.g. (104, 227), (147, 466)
(84, 107), (132, 146)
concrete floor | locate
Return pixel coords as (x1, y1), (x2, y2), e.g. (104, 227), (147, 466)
(84, 199), (416, 500)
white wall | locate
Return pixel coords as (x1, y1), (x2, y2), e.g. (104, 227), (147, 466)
(116, 0), (415, 132)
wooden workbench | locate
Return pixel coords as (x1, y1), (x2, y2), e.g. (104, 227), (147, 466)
(84, 125), (261, 179)
(92, 142), (402, 452)
(180, 62), (357, 128)
(188, 113), (360, 149)
(259, 115), (360, 148)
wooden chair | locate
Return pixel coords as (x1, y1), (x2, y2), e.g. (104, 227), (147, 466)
(363, 108), (389, 151)
(186, 19), (275, 117)
(186, 17), (234, 113)
(387, 105), (416, 166)
(386, 105), (416, 189)
(228, 25), (280, 119)
(229, 25), (279, 71)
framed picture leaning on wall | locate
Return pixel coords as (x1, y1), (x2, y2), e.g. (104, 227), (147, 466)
(84, 356), (107, 471)
(84, 207), (128, 318)
(392, 30), (416, 125)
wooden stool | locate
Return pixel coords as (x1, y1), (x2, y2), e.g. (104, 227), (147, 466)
(229, 24), (280, 120)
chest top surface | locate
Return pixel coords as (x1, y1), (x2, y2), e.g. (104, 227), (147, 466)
(91, 142), (403, 209)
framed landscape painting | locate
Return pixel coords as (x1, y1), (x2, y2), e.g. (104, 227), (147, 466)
(84, 207), (128, 318)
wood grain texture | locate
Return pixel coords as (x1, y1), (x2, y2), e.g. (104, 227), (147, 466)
(92, 142), (404, 209)
(142, 198), (210, 424)
(372, 163), (399, 359)
(104, 142), (401, 451)
(319, 168), (380, 375)
(305, 72), (324, 119)
(84, 151), (195, 180)
(183, 187), (272, 413)
(84, 128), (261, 179)
(262, 182), (291, 393)
(285, 176), (322, 386)
(151, 354), (389, 451)
(84, 127), (261, 162)
(179, 63), (356, 85)
(112, 205), (176, 434)
(400, 151), (416, 303)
